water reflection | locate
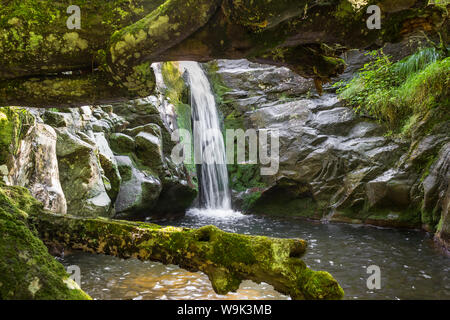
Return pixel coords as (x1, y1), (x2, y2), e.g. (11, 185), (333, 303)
(61, 211), (450, 300)
(61, 253), (289, 300)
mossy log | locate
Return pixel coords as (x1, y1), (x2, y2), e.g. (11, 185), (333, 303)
(0, 0), (447, 107)
(29, 211), (344, 300)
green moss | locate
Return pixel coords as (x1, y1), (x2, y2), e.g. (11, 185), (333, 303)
(300, 270), (345, 300)
(205, 61), (266, 196)
(30, 209), (344, 300)
(160, 61), (197, 177)
(161, 61), (189, 104)
(0, 183), (91, 300)
(0, 107), (34, 165)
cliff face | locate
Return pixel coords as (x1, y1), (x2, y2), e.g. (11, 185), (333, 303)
(206, 56), (449, 251)
(0, 92), (197, 220)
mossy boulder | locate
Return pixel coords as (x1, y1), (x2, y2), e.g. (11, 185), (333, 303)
(0, 107), (34, 165)
(135, 131), (164, 171)
(0, 183), (90, 300)
(56, 129), (112, 217)
(94, 133), (122, 202)
(114, 156), (162, 219)
(109, 133), (135, 154)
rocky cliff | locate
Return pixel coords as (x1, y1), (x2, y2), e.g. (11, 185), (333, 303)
(0, 88), (197, 221)
(206, 56), (449, 252)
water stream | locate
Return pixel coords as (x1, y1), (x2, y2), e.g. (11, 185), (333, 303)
(61, 213), (450, 300)
(59, 62), (449, 300)
(179, 61), (232, 211)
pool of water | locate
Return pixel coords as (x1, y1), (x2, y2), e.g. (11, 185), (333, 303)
(60, 209), (450, 300)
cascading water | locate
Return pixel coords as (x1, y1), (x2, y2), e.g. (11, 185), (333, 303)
(179, 62), (233, 213)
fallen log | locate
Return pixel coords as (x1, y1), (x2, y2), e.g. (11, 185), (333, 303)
(29, 211), (344, 300)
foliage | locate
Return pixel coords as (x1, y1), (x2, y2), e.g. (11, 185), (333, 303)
(336, 47), (449, 134)
(160, 62), (196, 177)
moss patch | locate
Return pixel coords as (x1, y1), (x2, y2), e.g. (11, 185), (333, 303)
(0, 183), (91, 300)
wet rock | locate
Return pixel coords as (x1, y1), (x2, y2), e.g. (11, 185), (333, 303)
(135, 131), (164, 171)
(94, 133), (121, 202)
(42, 111), (71, 128)
(208, 59), (434, 230)
(114, 156), (162, 219)
(366, 169), (415, 209)
(109, 133), (135, 154)
(124, 123), (162, 138)
(423, 143), (450, 249)
(152, 178), (197, 218)
(56, 129), (111, 217)
(8, 124), (66, 214)
(251, 178), (318, 218)
(112, 98), (161, 128)
(115, 155), (133, 182)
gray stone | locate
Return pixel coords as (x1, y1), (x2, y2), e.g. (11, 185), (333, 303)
(8, 123), (67, 214)
(135, 131), (164, 171)
(109, 133), (135, 154)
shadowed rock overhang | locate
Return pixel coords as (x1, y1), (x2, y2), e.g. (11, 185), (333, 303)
(0, 0), (448, 107)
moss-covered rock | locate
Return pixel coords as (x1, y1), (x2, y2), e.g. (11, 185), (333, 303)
(0, 107), (34, 165)
(56, 129), (112, 217)
(135, 131), (164, 171)
(109, 133), (136, 154)
(94, 132), (122, 202)
(0, 183), (90, 300)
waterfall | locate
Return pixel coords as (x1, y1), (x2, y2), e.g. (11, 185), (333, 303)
(179, 62), (232, 211)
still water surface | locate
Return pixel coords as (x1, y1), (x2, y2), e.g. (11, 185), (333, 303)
(61, 209), (450, 300)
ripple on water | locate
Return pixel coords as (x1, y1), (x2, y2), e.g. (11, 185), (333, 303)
(61, 212), (450, 300)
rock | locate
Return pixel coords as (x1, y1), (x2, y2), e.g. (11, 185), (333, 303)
(250, 178), (318, 217)
(109, 133), (135, 154)
(42, 111), (71, 128)
(94, 133), (121, 202)
(0, 107), (34, 165)
(209, 59), (432, 230)
(115, 155), (133, 181)
(366, 169), (412, 208)
(114, 156), (162, 219)
(124, 123), (162, 138)
(92, 119), (112, 133)
(56, 129), (112, 217)
(213, 59), (314, 100)
(152, 179), (198, 218)
(135, 131), (164, 171)
(422, 143), (450, 249)
(112, 98), (161, 128)
(0, 184), (90, 300)
(8, 124), (67, 214)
